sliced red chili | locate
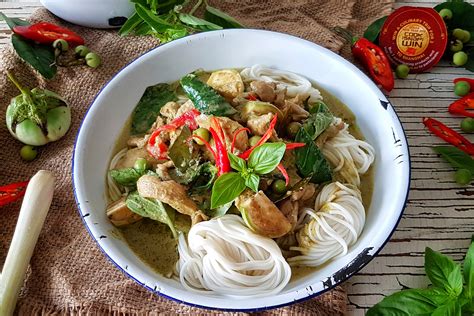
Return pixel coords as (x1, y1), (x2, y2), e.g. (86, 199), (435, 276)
(277, 163), (290, 186)
(239, 115), (278, 159)
(209, 127), (231, 176)
(13, 22), (85, 46)
(231, 127), (251, 154)
(147, 109), (201, 159)
(453, 78), (474, 89)
(285, 143), (306, 150)
(423, 117), (474, 155)
(0, 180), (28, 207)
(352, 38), (394, 92)
(246, 93), (258, 101)
(448, 93), (474, 118)
(191, 135), (217, 158)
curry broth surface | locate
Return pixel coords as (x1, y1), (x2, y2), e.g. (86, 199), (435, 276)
(111, 74), (374, 280)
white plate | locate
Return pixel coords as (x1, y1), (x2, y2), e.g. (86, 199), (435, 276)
(73, 29), (410, 311)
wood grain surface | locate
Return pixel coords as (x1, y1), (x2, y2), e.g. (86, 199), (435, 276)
(0, 1), (473, 315)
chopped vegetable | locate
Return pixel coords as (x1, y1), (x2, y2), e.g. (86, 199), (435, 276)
(454, 169), (472, 185)
(109, 168), (145, 187)
(209, 126), (231, 176)
(12, 22), (84, 46)
(230, 127), (250, 154)
(454, 81), (471, 97)
(301, 103), (333, 140)
(180, 74), (237, 117)
(241, 101), (284, 121)
(448, 93), (474, 118)
(395, 64), (410, 79)
(126, 191), (177, 239)
(423, 118), (474, 156)
(461, 118), (474, 133)
(239, 115), (277, 159)
(0, 180), (28, 207)
(5, 72), (70, 146)
(20, 145), (37, 161)
(192, 128), (210, 145)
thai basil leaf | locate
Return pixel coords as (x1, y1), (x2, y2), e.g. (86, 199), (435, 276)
(0, 12), (30, 29)
(303, 104), (333, 140)
(204, 5), (244, 28)
(425, 247), (463, 297)
(180, 74), (237, 116)
(248, 142), (286, 175)
(211, 172), (246, 209)
(433, 146), (474, 174)
(118, 12), (143, 36)
(366, 288), (447, 316)
(363, 16), (388, 43)
(11, 34), (56, 79)
(228, 152), (247, 172)
(245, 173), (260, 193)
(295, 128), (332, 184)
(432, 300), (461, 316)
(109, 168), (144, 187)
(131, 83), (177, 134)
(178, 13), (222, 31)
(134, 3), (174, 32)
(126, 191), (177, 238)
(464, 236), (474, 300)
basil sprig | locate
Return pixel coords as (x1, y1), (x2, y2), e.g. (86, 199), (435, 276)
(210, 142), (286, 209)
(367, 237), (474, 315)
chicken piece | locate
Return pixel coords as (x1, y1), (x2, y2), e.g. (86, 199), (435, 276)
(291, 183), (316, 202)
(279, 199), (299, 231)
(127, 136), (148, 148)
(247, 113), (274, 136)
(250, 81), (277, 102)
(195, 115), (248, 154)
(274, 88), (287, 107)
(288, 94), (307, 106)
(106, 197), (142, 227)
(207, 69), (244, 99)
(286, 100), (309, 121)
(160, 101), (181, 120)
(235, 190), (291, 238)
(316, 120), (345, 148)
(156, 160), (174, 181)
(116, 147), (158, 169)
(137, 176), (207, 225)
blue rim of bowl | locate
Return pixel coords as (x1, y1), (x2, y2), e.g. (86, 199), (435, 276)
(72, 28), (411, 312)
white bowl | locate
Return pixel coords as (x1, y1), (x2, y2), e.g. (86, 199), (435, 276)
(73, 29), (410, 311)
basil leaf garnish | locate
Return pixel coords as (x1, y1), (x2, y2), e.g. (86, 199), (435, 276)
(244, 173), (260, 193)
(210, 172), (246, 209)
(248, 142), (286, 175)
(425, 247), (463, 296)
(228, 152), (247, 172)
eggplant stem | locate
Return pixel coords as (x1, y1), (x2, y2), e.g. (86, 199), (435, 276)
(6, 71), (29, 95)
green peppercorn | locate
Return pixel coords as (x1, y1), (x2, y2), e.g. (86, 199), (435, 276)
(271, 179), (287, 194)
(395, 64), (410, 79)
(439, 8), (453, 20)
(249, 135), (262, 147)
(454, 169), (472, 185)
(52, 39), (69, 52)
(460, 117), (474, 133)
(134, 158), (148, 172)
(287, 122), (302, 138)
(20, 145), (37, 161)
(75, 45), (90, 57)
(453, 29), (471, 43)
(193, 128), (210, 145)
(454, 81), (471, 97)
(85, 52), (101, 68)
(450, 39), (463, 53)
(453, 51), (468, 66)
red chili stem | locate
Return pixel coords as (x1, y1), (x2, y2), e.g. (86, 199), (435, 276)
(231, 127), (251, 154)
(423, 117), (474, 156)
(277, 163), (290, 186)
(0, 180), (28, 207)
(285, 143), (306, 150)
(239, 115), (278, 159)
(209, 127), (231, 176)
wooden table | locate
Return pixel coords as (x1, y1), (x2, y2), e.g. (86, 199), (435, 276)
(1, 1), (473, 315)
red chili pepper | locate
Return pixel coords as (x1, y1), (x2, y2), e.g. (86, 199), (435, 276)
(448, 93), (474, 118)
(0, 180), (28, 207)
(277, 163), (290, 186)
(209, 127), (231, 176)
(231, 127), (251, 154)
(13, 22), (85, 46)
(423, 117), (474, 155)
(453, 78), (474, 90)
(285, 143), (306, 150)
(246, 94), (258, 101)
(191, 135), (217, 158)
(239, 115), (278, 159)
(334, 28), (394, 92)
(147, 109), (201, 159)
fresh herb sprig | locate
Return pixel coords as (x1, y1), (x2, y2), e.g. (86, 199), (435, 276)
(367, 237), (474, 315)
(119, 0), (244, 43)
(210, 142), (286, 209)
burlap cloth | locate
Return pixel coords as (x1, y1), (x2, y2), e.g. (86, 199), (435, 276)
(0, 1), (393, 315)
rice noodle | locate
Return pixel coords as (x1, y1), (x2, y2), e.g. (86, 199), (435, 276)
(321, 121), (375, 187)
(107, 147), (128, 202)
(240, 64), (322, 103)
(288, 182), (365, 267)
(176, 214), (291, 296)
